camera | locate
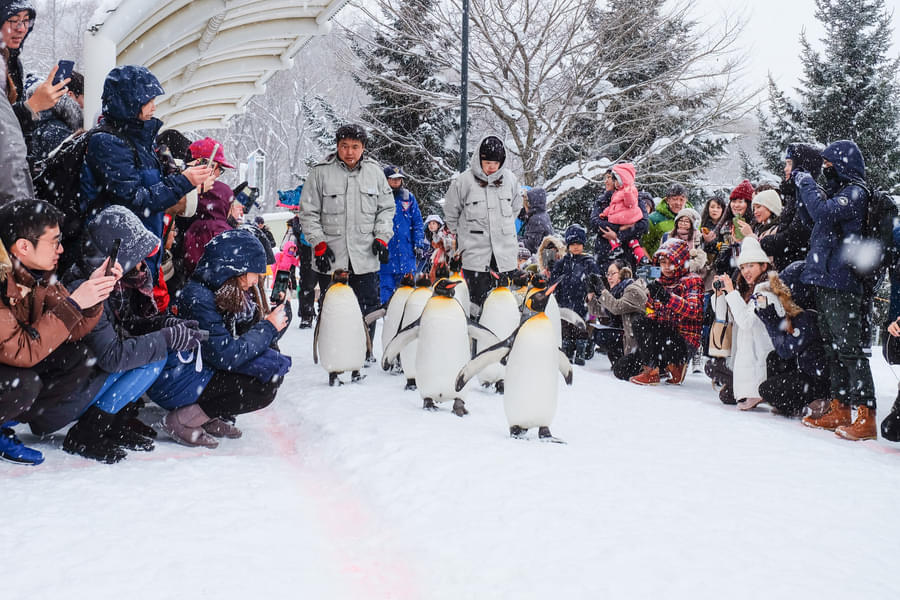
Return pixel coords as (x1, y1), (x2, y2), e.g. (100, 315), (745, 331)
(636, 265), (661, 281)
(713, 280), (724, 292)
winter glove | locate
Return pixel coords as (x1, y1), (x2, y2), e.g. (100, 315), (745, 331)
(163, 317), (199, 330)
(588, 272), (606, 295)
(372, 238), (390, 264)
(791, 169), (811, 186)
(162, 323), (206, 352)
(646, 280), (670, 304)
(755, 303), (780, 325)
(314, 242), (335, 272)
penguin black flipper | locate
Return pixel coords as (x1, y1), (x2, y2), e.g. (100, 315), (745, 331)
(467, 320), (500, 348)
(455, 336), (515, 392)
(312, 310), (323, 365)
(382, 317), (421, 370)
(557, 349), (574, 385)
(558, 307), (586, 332)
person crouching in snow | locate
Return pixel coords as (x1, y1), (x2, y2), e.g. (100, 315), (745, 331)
(711, 238), (775, 410)
(60, 206), (205, 463)
(630, 238), (704, 385)
(551, 224), (602, 365)
(593, 163), (650, 265)
(754, 270), (830, 417)
(146, 229), (291, 448)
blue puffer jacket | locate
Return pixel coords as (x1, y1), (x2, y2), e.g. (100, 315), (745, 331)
(796, 140), (868, 294)
(550, 252), (602, 317)
(80, 66), (194, 275)
(756, 306), (828, 381)
(177, 229), (290, 382)
(380, 187), (426, 275)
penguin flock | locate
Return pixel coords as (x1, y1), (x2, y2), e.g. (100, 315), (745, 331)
(313, 267), (584, 443)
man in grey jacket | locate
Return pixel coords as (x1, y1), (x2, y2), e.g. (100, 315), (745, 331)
(0, 57), (34, 204)
(298, 124), (395, 328)
(443, 135), (521, 311)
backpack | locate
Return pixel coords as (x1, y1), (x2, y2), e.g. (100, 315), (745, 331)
(853, 184), (899, 278)
(32, 125), (139, 263)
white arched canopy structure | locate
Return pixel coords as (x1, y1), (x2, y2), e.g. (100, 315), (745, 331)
(83, 0), (350, 131)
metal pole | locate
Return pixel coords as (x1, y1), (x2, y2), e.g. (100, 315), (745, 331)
(458, 0), (469, 173)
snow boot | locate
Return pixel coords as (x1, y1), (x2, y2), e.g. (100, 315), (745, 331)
(574, 339), (588, 366)
(607, 242), (625, 261)
(108, 410), (155, 452)
(737, 397), (765, 411)
(802, 399), (852, 431)
(298, 316), (313, 329)
(719, 383), (736, 405)
(202, 418), (243, 439)
(664, 363), (687, 385)
(630, 366), (660, 386)
(62, 406), (127, 464)
(0, 425), (44, 466)
(835, 405), (877, 441)
(880, 393), (900, 442)
(119, 401), (157, 439)
(627, 239), (649, 264)
(160, 404), (219, 449)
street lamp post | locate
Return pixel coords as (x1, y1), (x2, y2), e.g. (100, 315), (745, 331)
(458, 0), (469, 173)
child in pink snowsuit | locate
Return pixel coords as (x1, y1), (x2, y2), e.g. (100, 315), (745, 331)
(271, 240), (300, 302)
(595, 163), (649, 263)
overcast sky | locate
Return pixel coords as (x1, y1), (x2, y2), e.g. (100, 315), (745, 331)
(691, 0), (900, 96)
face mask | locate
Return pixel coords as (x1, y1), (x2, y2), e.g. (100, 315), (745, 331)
(823, 165), (839, 182)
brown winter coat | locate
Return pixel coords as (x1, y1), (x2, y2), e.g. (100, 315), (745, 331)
(589, 279), (648, 355)
(0, 257), (102, 368)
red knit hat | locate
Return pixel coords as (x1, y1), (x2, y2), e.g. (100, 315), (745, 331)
(729, 179), (754, 201)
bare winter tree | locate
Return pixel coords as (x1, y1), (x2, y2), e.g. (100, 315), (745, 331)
(23, 0), (100, 76)
(348, 0), (756, 205)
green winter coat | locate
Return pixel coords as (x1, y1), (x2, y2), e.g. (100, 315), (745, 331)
(298, 153), (395, 275)
(642, 200), (694, 256)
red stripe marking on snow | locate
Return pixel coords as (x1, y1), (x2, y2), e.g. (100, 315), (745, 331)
(261, 410), (420, 599)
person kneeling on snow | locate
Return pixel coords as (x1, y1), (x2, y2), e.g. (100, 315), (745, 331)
(629, 238), (704, 385)
(146, 229), (291, 448)
(59, 206), (205, 463)
(711, 238), (775, 411)
(0, 200), (115, 466)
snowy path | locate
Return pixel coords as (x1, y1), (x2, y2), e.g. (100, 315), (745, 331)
(4, 308), (900, 599)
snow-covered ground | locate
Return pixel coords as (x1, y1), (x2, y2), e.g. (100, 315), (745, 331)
(4, 302), (900, 599)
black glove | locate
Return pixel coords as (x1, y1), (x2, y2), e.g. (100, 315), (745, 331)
(588, 272), (606, 295)
(314, 242), (335, 272)
(163, 317), (199, 330)
(372, 239), (390, 264)
(755, 303), (779, 325)
(646, 280), (670, 304)
(162, 323), (206, 352)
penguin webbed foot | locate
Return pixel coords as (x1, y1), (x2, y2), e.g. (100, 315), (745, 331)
(452, 398), (468, 417)
(328, 373), (343, 387)
(405, 378), (417, 391)
(510, 425), (528, 439)
(494, 380), (504, 394)
(351, 370), (366, 383)
(538, 426), (566, 444)
(423, 398), (438, 412)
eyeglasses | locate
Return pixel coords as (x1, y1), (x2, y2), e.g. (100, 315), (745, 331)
(31, 235), (62, 251)
(606, 270), (619, 277)
(5, 17), (32, 30)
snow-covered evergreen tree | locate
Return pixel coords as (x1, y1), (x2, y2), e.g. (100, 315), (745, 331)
(758, 0), (900, 191)
(351, 0), (460, 215)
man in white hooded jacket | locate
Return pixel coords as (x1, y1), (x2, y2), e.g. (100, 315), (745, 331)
(443, 135), (521, 312)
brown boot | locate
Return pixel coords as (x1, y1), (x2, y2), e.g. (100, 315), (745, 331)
(835, 405), (877, 441)
(161, 404), (219, 448)
(630, 367), (660, 386)
(802, 399), (851, 431)
(664, 363), (687, 385)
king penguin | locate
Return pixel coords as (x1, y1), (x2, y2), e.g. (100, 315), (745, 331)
(314, 270), (372, 386)
(448, 252), (471, 318)
(456, 284), (577, 442)
(381, 273), (417, 373)
(525, 274), (562, 348)
(383, 279), (499, 416)
(394, 274), (433, 390)
(476, 274), (522, 393)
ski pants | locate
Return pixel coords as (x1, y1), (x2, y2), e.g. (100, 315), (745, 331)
(88, 359), (166, 415)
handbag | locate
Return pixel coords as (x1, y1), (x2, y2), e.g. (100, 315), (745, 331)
(883, 330), (900, 365)
(708, 295), (732, 358)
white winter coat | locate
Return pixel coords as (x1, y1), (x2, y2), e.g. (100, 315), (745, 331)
(442, 136), (522, 272)
(724, 284), (775, 400)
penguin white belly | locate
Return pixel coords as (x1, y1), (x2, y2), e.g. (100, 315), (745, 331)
(417, 299), (471, 402)
(318, 288), (366, 372)
(399, 289), (431, 378)
(546, 295), (562, 348)
(477, 290), (520, 385)
(451, 273), (471, 317)
(504, 315), (560, 428)
(382, 287), (413, 356)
